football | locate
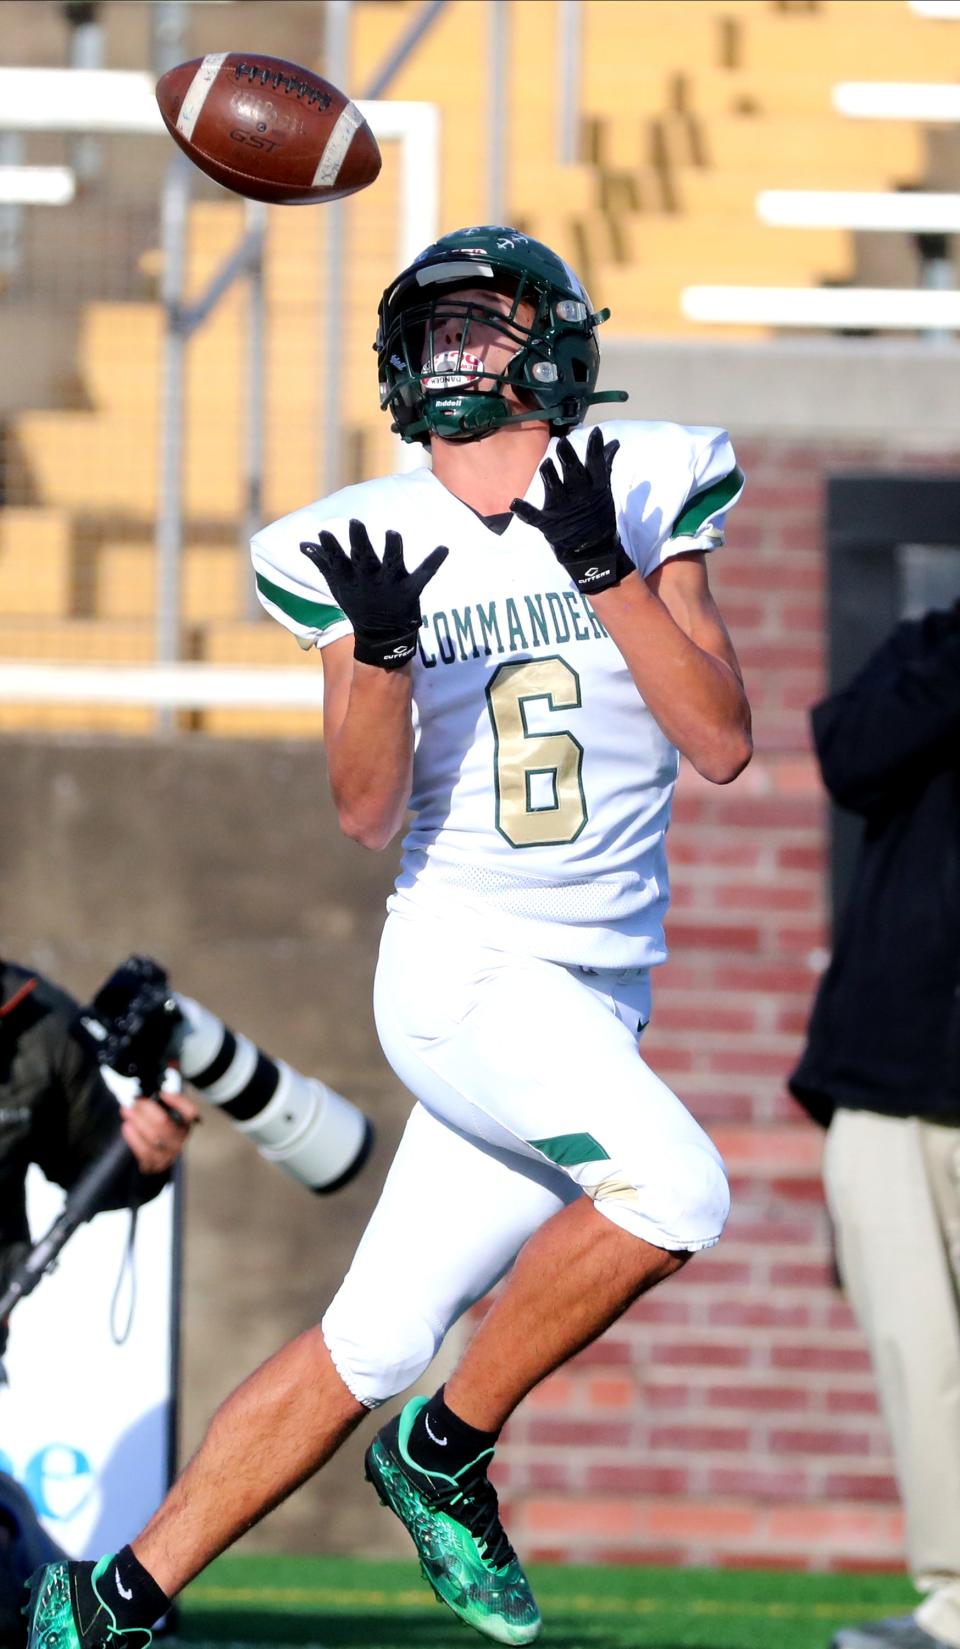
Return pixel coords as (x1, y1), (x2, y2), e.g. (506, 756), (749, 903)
(155, 53), (382, 205)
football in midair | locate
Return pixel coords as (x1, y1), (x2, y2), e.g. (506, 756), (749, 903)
(155, 53), (381, 205)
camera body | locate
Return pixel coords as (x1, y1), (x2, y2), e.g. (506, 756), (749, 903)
(82, 957), (372, 1194)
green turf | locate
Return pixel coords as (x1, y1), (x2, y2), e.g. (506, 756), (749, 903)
(175, 1554), (916, 1649)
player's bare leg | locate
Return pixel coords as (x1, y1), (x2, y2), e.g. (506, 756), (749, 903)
(445, 1194), (688, 1429)
(364, 1200), (688, 1645)
(135, 1326), (364, 1596)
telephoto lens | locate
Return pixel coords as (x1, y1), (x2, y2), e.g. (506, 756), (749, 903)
(173, 995), (373, 1193)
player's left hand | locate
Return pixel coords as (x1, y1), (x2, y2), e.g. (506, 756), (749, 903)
(510, 425), (634, 595)
(121, 1087), (200, 1177)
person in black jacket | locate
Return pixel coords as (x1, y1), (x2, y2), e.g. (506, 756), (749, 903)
(0, 956), (199, 1646)
(790, 599), (960, 1649)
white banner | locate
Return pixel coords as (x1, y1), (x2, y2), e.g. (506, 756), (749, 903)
(0, 1167), (179, 1556)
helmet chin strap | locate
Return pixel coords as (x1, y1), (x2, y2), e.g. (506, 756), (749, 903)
(397, 387), (628, 444)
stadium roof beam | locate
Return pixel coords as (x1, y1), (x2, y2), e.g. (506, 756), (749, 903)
(834, 82), (960, 121)
(757, 190), (960, 232)
(681, 286), (960, 329)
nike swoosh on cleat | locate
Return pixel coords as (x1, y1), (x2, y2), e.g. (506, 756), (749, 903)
(424, 1415), (448, 1447)
(115, 1573), (134, 1602)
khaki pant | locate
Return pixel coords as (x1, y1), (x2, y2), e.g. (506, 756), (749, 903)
(824, 1108), (960, 1647)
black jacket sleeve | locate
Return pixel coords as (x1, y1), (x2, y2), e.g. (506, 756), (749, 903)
(812, 607), (960, 817)
(33, 1004), (169, 1210)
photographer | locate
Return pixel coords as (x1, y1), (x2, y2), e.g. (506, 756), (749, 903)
(0, 954), (198, 1644)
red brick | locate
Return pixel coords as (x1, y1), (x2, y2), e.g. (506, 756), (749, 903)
(528, 1419), (633, 1448)
(671, 838), (763, 867)
(740, 643), (824, 672)
(590, 1545), (688, 1565)
(824, 1389), (880, 1416)
(780, 522), (823, 553)
(653, 1001), (759, 1033)
(709, 1049), (798, 1076)
(585, 1463), (690, 1495)
(587, 1377), (636, 1409)
(706, 1383), (810, 1412)
(665, 920), (762, 952)
(524, 1462), (574, 1494)
(631, 1295), (693, 1325)
(723, 961), (819, 994)
(525, 1375), (576, 1411)
(781, 600), (825, 632)
(649, 1425), (751, 1451)
(770, 1261), (833, 1289)
(707, 1300), (811, 1330)
(742, 484), (822, 512)
(777, 843), (826, 871)
(707, 1467), (810, 1499)
(722, 561), (824, 593)
(770, 1346), (873, 1377)
(719, 797), (825, 828)
(720, 1551), (813, 1570)
(568, 1338), (631, 1368)
(828, 1554), (904, 1574)
(769, 1428), (871, 1456)
(823, 1473), (899, 1501)
(713, 883), (817, 911)
(643, 1383), (692, 1409)
(649, 1342), (752, 1368)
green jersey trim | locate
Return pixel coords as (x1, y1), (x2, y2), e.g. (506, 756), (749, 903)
(256, 571), (347, 632)
(670, 466), (744, 540)
(528, 1131), (610, 1167)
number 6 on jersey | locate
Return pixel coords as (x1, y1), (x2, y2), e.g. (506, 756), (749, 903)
(485, 658), (587, 848)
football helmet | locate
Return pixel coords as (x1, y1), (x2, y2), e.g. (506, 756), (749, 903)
(375, 226), (628, 443)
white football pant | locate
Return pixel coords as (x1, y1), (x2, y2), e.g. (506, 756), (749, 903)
(322, 910), (729, 1407)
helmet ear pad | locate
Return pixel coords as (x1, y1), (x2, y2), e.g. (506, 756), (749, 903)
(505, 326), (602, 426)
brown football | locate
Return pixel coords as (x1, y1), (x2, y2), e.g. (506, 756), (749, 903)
(155, 53), (381, 205)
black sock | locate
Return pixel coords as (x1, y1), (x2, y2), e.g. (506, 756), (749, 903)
(91, 1547), (171, 1633)
(407, 1387), (500, 1478)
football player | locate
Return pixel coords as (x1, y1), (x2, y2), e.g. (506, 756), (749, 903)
(26, 228), (751, 1649)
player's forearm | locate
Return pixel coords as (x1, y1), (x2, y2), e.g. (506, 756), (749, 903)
(325, 663), (414, 849)
(591, 576), (752, 783)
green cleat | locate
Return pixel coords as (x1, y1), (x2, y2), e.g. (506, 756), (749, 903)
(365, 1396), (541, 1645)
(24, 1558), (152, 1649)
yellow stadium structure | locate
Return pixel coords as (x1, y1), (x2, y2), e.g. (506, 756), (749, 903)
(0, 0), (955, 733)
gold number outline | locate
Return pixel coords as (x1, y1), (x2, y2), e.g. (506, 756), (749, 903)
(485, 655), (588, 849)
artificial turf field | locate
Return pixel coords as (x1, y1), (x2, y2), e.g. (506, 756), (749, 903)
(175, 1555), (915, 1649)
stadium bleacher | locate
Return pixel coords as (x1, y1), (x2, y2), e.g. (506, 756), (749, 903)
(1, 0), (957, 733)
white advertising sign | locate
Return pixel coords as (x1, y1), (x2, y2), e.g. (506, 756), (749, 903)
(0, 1166), (179, 1556)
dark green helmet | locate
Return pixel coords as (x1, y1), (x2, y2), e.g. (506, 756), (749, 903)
(375, 225), (628, 444)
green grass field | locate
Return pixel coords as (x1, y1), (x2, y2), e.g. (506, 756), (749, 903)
(175, 1555), (915, 1649)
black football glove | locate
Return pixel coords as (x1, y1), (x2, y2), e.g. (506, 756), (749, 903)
(300, 519), (448, 670)
(510, 425), (634, 595)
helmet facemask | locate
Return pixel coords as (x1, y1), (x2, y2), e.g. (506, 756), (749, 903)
(390, 274), (556, 442)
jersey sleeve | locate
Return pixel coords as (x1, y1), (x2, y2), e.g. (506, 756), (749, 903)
(667, 428), (744, 556)
(251, 514), (353, 651)
(616, 423), (744, 577)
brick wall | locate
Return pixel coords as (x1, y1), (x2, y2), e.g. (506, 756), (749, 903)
(497, 436), (957, 1571)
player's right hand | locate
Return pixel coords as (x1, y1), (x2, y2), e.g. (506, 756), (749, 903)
(301, 520), (448, 670)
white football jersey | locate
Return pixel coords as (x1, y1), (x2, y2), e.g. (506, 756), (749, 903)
(252, 419), (743, 967)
